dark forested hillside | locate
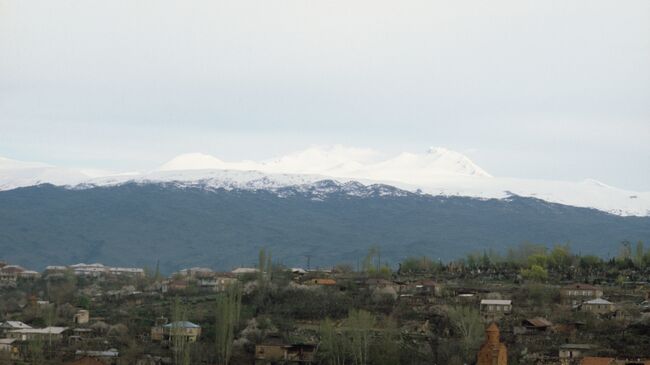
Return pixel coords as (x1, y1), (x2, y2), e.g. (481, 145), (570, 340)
(0, 183), (649, 273)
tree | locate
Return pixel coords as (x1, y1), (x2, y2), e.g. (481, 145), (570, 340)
(635, 241), (645, 267)
(370, 317), (400, 365)
(345, 309), (376, 365)
(171, 298), (192, 365)
(447, 306), (484, 363)
(215, 283), (242, 365)
(521, 265), (548, 282)
(549, 244), (572, 270)
(24, 337), (45, 364)
(319, 318), (349, 365)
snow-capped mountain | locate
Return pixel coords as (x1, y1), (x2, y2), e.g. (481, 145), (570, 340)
(0, 146), (648, 216)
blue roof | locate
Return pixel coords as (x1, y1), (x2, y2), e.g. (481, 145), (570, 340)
(163, 321), (200, 329)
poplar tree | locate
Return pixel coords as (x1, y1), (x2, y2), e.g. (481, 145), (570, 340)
(215, 283), (242, 365)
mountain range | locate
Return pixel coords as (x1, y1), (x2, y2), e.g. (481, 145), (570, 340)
(1, 146), (649, 273)
(1, 146), (648, 216)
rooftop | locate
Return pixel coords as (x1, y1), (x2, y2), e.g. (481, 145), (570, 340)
(162, 321), (200, 329)
(584, 298), (614, 305)
(9, 326), (68, 334)
(480, 299), (512, 305)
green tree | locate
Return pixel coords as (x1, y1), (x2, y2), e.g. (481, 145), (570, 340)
(370, 317), (400, 365)
(521, 264), (548, 282)
(215, 283), (242, 365)
(549, 244), (572, 269)
(345, 309), (376, 365)
(635, 241), (645, 267)
(171, 298), (192, 365)
(319, 318), (349, 365)
(447, 306), (484, 363)
(25, 337), (45, 364)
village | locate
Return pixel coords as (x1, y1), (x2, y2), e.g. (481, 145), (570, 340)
(0, 243), (649, 365)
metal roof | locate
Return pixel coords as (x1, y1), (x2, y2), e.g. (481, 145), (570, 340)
(480, 299), (511, 305)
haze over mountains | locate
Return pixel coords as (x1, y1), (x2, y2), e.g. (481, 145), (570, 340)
(1, 146), (648, 216)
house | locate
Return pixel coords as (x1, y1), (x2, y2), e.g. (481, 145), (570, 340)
(476, 323), (507, 365)
(290, 268), (307, 275)
(69, 263), (107, 277)
(255, 341), (317, 365)
(74, 309), (90, 324)
(232, 267), (260, 275)
(178, 267), (214, 278)
(0, 338), (19, 359)
(74, 349), (119, 365)
(579, 298), (615, 315)
(515, 317), (553, 335)
(18, 270), (40, 279)
(304, 278), (336, 286)
(108, 267), (145, 277)
(480, 299), (512, 315)
(559, 344), (596, 363)
(412, 280), (443, 297)
(522, 317), (552, 332)
(151, 321), (201, 343)
(167, 279), (189, 292)
(0, 265), (24, 284)
(198, 276), (238, 292)
(0, 321), (32, 335)
(560, 284), (603, 306)
(7, 327), (69, 341)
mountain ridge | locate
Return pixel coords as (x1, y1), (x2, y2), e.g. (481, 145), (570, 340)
(1, 181), (648, 274)
(1, 146), (649, 216)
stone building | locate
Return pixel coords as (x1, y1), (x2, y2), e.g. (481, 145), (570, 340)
(560, 284), (603, 306)
(476, 323), (507, 365)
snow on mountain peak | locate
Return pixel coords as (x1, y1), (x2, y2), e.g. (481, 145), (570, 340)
(1, 148), (649, 216)
(158, 153), (228, 171)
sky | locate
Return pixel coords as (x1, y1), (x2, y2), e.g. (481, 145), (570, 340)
(1, 0), (649, 190)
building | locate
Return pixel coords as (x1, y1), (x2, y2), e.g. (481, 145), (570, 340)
(74, 309), (90, 324)
(232, 267), (260, 275)
(579, 298), (615, 315)
(480, 299), (512, 314)
(151, 320), (201, 343)
(304, 278), (336, 286)
(559, 344), (596, 363)
(178, 267), (213, 278)
(515, 317), (553, 335)
(198, 276), (238, 292)
(0, 321), (32, 334)
(0, 338), (19, 360)
(69, 263), (107, 277)
(476, 323), (507, 365)
(68, 263), (144, 277)
(0, 265), (25, 285)
(560, 284), (603, 306)
(255, 342), (317, 365)
(7, 327), (69, 341)
(522, 317), (552, 332)
(74, 349), (119, 365)
(412, 280), (443, 296)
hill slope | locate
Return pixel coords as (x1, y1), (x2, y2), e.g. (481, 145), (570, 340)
(0, 182), (648, 273)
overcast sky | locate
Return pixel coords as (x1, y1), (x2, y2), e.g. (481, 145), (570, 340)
(1, 0), (649, 190)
